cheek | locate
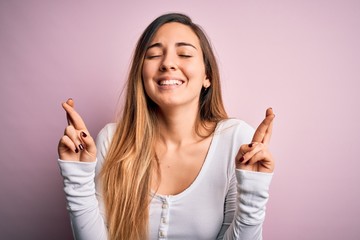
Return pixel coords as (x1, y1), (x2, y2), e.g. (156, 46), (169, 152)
(141, 74), (155, 101)
(183, 61), (207, 82)
(142, 78), (152, 98)
(142, 59), (159, 78)
(141, 63), (150, 80)
(142, 64), (154, 87)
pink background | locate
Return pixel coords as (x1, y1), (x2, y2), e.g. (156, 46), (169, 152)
(1, 0), (359, 239)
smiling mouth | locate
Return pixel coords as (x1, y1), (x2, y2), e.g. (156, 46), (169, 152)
(158, 79), (184, 86)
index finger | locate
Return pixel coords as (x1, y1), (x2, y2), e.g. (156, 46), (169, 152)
(62, 100), (87, 131)
(252, 108), (275, 144)
(262, 109), (274, 145)
(65, 98), (74, 125)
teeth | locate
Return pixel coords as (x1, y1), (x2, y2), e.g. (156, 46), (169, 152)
(159, 79), (183, 86)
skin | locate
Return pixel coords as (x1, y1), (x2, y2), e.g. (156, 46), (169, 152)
(58, 98), (96, 163)
(58, 22), (275, 195)
(142, 22), (210, 112)
(235, 108), (275, 173)
(143, 23), (216, 194)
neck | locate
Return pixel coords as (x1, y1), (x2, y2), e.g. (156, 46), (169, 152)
(157, 104), (201, 147)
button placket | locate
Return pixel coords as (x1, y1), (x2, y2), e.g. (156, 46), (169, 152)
(158, 196), (171, 239)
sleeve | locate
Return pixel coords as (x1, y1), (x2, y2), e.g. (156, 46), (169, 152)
(58, 160), (108, 240)
(218, 170), (273, 240)
(57, 124), (115, 240)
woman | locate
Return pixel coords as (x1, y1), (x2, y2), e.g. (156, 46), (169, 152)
(58, 13), (275, 240)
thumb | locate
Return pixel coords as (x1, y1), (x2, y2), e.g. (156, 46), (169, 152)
(80, 131), (97, 162)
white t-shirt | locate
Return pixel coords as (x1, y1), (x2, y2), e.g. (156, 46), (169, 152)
(58, 118), (273, 240)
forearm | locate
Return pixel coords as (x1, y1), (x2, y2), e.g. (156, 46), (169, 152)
(221, 170), (273, 240)
(58, 159), (108, 240)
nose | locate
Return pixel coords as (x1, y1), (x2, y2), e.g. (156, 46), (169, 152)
(159, 53), (177, 72)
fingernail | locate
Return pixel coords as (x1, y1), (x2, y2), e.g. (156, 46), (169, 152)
(79, 144), (84, 151)
(239, 157), (244, 162)
(75, 147), (79, 153)
(248, 143), (253, 148)
(81, 132), (87, 138)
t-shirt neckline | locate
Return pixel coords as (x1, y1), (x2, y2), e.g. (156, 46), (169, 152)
(151, 120), (225, 202)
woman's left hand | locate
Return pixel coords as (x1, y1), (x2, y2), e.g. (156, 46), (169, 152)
(235, 108), (275, 173)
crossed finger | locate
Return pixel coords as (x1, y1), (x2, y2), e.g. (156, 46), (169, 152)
(65, 98), (74, 125)
(252, 108), (275, 145)
(240, 142), (266, 165)
(64, 125), (84, 153)
(235, 142), (254, 162)
(62, 99), (88, 131)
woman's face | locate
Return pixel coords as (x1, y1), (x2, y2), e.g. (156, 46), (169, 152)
(142, 22), (210, 110)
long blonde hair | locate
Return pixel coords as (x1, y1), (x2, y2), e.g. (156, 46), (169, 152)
(100, 13), (228, 240)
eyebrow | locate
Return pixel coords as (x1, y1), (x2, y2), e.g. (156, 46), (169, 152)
(147, 42), (197, 50)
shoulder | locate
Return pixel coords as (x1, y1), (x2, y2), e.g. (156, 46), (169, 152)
(215, 118), (255, 145)
(95, 123), (117, 160)
(96, 123), (117, 143)
(207, 119), (255, 177)
(216, 118), (255, 135)
(94, 123), (117, 174)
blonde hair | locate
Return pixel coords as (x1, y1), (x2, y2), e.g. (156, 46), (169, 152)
(100, 13), (228, 239)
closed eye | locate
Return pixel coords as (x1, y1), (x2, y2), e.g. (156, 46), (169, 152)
(145, 55), (162, 59)
(179, 54), (192, 58)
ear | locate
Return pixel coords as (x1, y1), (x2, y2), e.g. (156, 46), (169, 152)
(203, 78), (211, 88)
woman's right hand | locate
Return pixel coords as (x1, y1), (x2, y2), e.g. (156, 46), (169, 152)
(58, 99), (97, 162)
